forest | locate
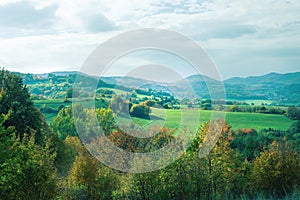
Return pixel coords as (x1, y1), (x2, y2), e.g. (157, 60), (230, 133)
(1, 69), (300, 200)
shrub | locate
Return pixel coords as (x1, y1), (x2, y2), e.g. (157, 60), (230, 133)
(130, 104), (150, 118)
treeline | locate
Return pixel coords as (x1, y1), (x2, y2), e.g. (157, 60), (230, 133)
(226, 104), (286, 114)
(25, 72), (176, 101)
(286, 106), (300, 120)
(1, 69), (300, 199)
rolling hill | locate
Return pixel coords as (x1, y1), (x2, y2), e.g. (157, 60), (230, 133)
(224, 72), (300, 104)
(19, 71), (300, 105)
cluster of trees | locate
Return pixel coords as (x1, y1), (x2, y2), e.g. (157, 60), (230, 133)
(132, 88), (172, 99)
(26, 73), (78, 99)
(110, 95), (173, 119)
(0, 70), (60, 199)
(181, 98), (212, 110)
(95, 88), (115, 98)
(55, 120), (300, 199)
(130, 103), (150, 118)
(129, 93), (179, 109)
(50, 103), (300, 199)
(286, 106), (300, 120)
(26, 73), (112, 99)
(226, 105), (285, 114)
(1, 69), (300, 199)
(25, 71), (179, 104)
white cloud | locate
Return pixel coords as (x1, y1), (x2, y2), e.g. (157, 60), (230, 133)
(0, 32), (120, 73)
(0, 0), (299, 78)
(0, 0), (21, 6)
(0, 1), (56, 32)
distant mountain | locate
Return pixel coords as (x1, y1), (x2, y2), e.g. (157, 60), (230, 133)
(147, 72), (300, 103)
(29, 71), (80, 78)
(166, 74), (222, 99)
(47, 71), (80, 76)
(17, 70), (300, 104)
(223, 72), (300, 104)
(225, 72), (300, 86)
(100, 76), (158, 88)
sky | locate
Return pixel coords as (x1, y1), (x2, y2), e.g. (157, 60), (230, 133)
(0, 0), (299, 80)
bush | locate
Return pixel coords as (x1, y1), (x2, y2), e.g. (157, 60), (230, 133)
(288, 120), (300, 134)
(130, 104), (150, 119)
(286, 106), (300, 120)
(252, 140), (300, 198)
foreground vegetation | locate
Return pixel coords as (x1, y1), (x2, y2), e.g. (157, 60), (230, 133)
(1, 69), (300, 199)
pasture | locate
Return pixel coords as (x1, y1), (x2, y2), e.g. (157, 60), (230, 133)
(35, 99), (295, 131)
(131, 109), (294, 131)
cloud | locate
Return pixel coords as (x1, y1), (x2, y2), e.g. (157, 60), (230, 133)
(84, 13), (118, 32)
(0, 32), (120, 73)
(0, 0), (118, 37)
(0, 1), (56, 28)
(201, 30), (300, 78)
(52, 0), (118, 33)
(0, 0), (299, 79)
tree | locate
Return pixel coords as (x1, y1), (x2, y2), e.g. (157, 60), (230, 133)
(51, 106), (78, 140)
(288, 120), (300, 134)
(252, 139), (300, 197)
(67, 152), (98, 199)
(142, 100), (156, 107)
(130, 104), (150, 119)
(66, 88), (79, 99)
(110, 95), (131, 116)
(0, 113), (15, 168)
(0, 69), (44, 141)
(110, 95), (124, 114)
(115, 170), (161, 200)
(64, 136), (120, 200)
(286, 106), (300, 120)
(95, 108), (115, 134)
(0, 132), (57, 199)
(66, 88), (73, 98)
(187, 121), (246, 199)
(230, 128), (262, 161)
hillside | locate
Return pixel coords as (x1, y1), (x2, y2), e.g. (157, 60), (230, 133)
(19, 71), (300, 105)
(225, 72), (300, 85)
(224, 72), (300, 104)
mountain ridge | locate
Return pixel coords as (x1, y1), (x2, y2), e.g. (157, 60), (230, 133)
(18, 70), (300, 104)
(26, 70), (300, 84)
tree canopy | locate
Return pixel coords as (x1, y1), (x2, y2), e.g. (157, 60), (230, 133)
(0, 69), (44, 141)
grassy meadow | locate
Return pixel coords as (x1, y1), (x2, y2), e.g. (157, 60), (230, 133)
(35, 98), (295, 130)
(121, 109), (294, 131)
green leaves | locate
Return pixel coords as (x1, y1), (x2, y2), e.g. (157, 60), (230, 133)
(252, 139), (300, 198)
(0, 134), (57, 200)
(51, 106), (77, 140)
(130, 104), (150, 119)
(0, 69), (44, 141)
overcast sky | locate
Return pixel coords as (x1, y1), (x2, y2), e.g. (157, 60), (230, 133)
(0, 0), (299, 80)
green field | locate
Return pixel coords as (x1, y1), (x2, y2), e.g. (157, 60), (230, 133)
(36, 99), (295, 130)
(223, 111), (293, 130)
(99, 87), (151, 99)
(34, 99), (72, 109)
(127, 109), (294, 131)
(128, 110), (294, 131)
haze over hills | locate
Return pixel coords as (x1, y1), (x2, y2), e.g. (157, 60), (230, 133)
(223, 72), (300, 103)
(98, 72), (300, 104)
(20, 70), (300, 105)
(225, 72), (300, 85)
